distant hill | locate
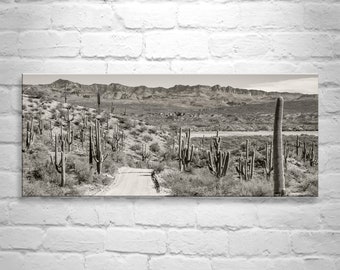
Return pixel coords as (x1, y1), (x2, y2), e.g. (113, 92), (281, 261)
(23, 79), (317, 105)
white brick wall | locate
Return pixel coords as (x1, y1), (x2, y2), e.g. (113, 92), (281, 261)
(0, 1), (339, 269)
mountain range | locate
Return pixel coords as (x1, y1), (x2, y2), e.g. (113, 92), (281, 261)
(23, 79), (317, 104)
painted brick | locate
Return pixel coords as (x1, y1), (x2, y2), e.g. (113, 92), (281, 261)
(319, 145), (340, 174)
(239, 2), (304, 29)
(197, 201), (258, 229)
(116, 3), (176, 29)
(210, 33), (271, 58)
(168, 229), (227, 256)
(23, 253), (84, 270)
(107, 61), (172, 74)
(85, 253), (148, 270)
(0, 59), (45, 85)
(304, 4), (340, 30)
(0, 227), (44, 250)
(19, 31), (80, 58)
(212, 258), (306, 270)
(106, 228), (166, 254)
(0, 116), (21, 143)
(319, 116), (340, 145)
(291, 232), (340, 255)
(0, 202), (8, 224)
(319, 174), (340, 199)
(0, 5), (50, 30)
(51, 4), (113, 30)
(257, 201), (321, 229)
(0, 252), (24, 270)
(149, 256), (211, 270)
(0, 32), (18, 56)
(272, 33), (333, 59)
(81, 33), (143, 58)
(68, 200), (134, 226)
(178, 3), (240, 28)
(145, 31), (209, 59)
(0, 172), (21, 198)
(0, 87), (12, 114)
(234, 61), (297, 73)
(134, 199), (196, 227)
(9, 200), (68, 225)
(321, 203), (340, 229)
(318, 62), (340, 86)
(319, 88), (340, 115)
(229, 230), (290, 256)
(0, 145), (21, 171)
(44, 228), (106, 252)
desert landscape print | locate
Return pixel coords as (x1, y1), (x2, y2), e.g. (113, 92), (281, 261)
(22, 74), (318, 197)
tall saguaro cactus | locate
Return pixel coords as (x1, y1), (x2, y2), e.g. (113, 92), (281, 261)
(54, 134), (66, 187)
(97, 90), (101, 114)
(89, 125), (93, 165)
(25, 117), (35, 150)
(273, 97), (285, 196)
(178, 128), (194, 171)
(66, 122), (73, 152)
(91, 120), (107, 174)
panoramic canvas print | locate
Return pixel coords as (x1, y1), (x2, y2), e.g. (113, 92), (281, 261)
(22, 74), (318, 197)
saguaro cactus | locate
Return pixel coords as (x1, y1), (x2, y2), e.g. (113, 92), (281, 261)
(91, 120), (107, 174)
(97, 90), (101, 113)
(295, 135), (301, 157)
(89, 125), (93, 165)
(273, 97), (285, 196)
(66, 122), (73, 152)
(207, 132), (230, 179)
(24, 117), (35, 150)
(250, 148), (255, 179)
(38, 112), (43, 135)
(244, 140), (249, 180)
(178, 128), (194, 171)
(141, 144), (150, 162)
(263, 142), (273, 180)
(110, 102), (114, 114)
(302, 141), (307, 162)
(54, 134), (66, 187)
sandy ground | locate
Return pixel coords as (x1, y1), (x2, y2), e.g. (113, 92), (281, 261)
(96, 167), (162, 196)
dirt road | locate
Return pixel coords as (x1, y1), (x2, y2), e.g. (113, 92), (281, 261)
(97, 167), (161, 196)
(191, 130), (318, 138)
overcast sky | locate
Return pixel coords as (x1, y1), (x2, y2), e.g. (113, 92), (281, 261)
(23, 74), (318, 94)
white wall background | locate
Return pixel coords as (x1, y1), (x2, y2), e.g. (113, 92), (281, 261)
(0, 0), (340, 269)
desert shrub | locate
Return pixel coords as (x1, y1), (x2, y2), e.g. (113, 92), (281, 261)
(162, 169), (216, 196)
(103, 158), (117, 175)
(130, 129), (140, 137)
(74, 159), (93, 184)
(120, 118), (135, 130)
(224, 176), (273, 197)
(142, 135), (153, 142)
(130, 144), (142, 152)
(150, 162), (165, 173)
(138, 125), (147, 133)
(149, 142), (160, 153)
(22, 104), (27, 110)
(148, 127), (157, 134)
(92, 174), (113, 186)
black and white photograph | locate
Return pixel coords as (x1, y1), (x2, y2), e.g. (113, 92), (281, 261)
(22, 74), (318, 197)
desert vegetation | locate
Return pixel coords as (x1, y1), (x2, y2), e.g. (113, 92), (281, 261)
(22, 78), (318, 197)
